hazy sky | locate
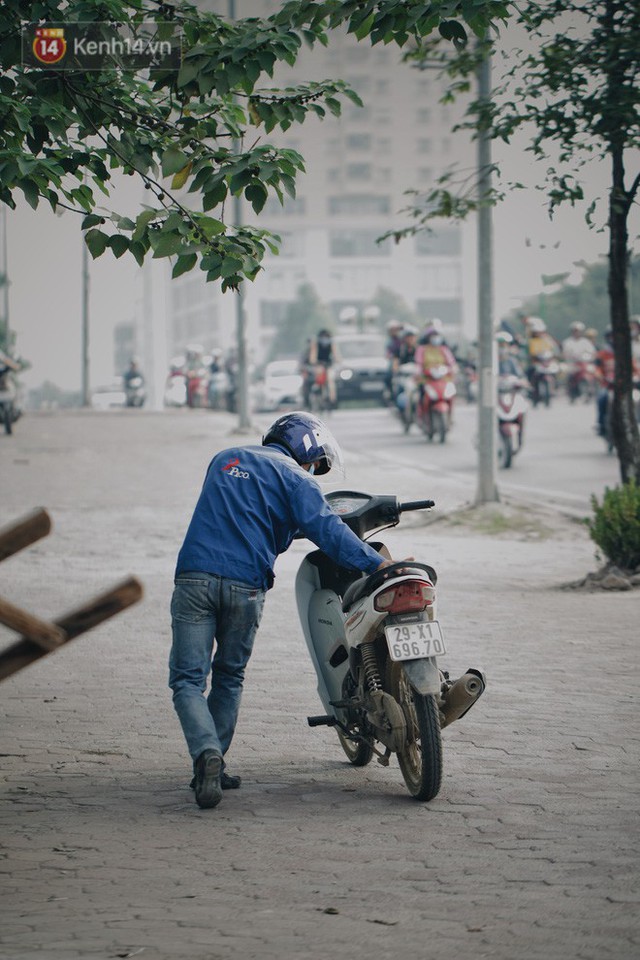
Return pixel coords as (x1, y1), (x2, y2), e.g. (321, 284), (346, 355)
(5, 16), (613, 392)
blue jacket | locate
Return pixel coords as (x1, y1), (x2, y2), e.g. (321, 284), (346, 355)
(175, 443), (383, 589)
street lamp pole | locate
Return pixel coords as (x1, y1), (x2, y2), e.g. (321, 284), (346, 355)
(475, 40), (499, 504)
(81, 234), (90, 407)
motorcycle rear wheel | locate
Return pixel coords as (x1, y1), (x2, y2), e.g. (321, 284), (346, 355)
(336, 726), (374, 766)
(387, 661), (442, 801)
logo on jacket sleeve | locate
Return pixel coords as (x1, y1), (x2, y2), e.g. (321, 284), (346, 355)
(222, 457), (250, 479)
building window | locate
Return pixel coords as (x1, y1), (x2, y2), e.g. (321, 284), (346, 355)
(262, 195), (307, 217)
(346, 133), (372, 151)
(416, 299), (462, 328)
(417, 167), (435, 185)
(329, 230), (391, 257)
(328, 194), (391, 216)
(417, 139), (432, 154)
(346, 163), (372, 181)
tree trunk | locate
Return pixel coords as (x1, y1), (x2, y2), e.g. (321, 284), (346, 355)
(605, 0), (640, 485)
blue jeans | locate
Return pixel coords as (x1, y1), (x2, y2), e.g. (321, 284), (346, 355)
(169, 572), (265, 764)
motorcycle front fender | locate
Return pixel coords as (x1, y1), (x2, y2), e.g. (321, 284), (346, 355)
(401, 657), (441, 696)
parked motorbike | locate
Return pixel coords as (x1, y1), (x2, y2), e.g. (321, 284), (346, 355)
(296, 490), (485, 802)
(529, 351), (559, 408)
(416, 365), (456, 442)
(124, 376), (146, 408)
(497, 375), (528, 469)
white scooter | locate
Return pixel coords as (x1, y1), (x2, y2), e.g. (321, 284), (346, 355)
(296, 490), (485, 802)
(497, 374), (528, 468)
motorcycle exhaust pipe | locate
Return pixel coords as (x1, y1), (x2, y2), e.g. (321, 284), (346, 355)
(440, 669), (485, 728)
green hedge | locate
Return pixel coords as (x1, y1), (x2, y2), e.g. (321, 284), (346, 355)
(587, 480), (640, 570)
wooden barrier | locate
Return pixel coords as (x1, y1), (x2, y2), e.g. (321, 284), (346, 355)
(0, 508), (143, 682)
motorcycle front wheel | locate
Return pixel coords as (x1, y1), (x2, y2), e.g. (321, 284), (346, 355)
(387, 661), (442, 801)
(431, 409), (447, 443)
(498, 431), (513, 469)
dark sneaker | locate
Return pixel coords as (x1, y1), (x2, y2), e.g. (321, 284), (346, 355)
(190, 769), (241, 791)
(194, 750), (222, 809)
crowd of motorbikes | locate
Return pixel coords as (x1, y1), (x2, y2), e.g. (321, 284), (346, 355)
(163, 344), (241, 412)
(389, 317), (640, 468)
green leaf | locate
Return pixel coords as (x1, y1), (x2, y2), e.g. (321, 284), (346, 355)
(161, 147), (190, 178)
(150, 231), (183, 258)
(133, 209), (158, 242)
(245, 182), (268, 214)
(84, 229), (109, 259)
(108, 235), (129, 259)
(195, 216), (226, 240)
(19, 180), (39, 210)
(172, 254), (198, 279)
(82, 214), (104, 229)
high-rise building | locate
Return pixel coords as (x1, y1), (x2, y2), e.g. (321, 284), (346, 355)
(136, 0), (475, 396)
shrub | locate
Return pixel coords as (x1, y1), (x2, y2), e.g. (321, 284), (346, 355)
(587, 480), (640, 570)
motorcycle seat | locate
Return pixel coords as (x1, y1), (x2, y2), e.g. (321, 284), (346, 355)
(341, 561), (437, 612)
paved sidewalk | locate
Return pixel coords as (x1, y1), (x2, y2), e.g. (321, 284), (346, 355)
(1, 409), (638, 960)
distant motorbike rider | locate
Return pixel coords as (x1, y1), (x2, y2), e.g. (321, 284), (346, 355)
(308, 329), (340, 407)
(123, 357), (144, 387)
(416, 326), (458, 383)
(594, 330), (616, 436)
(525, 317), (559, 382)
(497, 332), (524, 378)
(562, 320), (595, 384)
(168, 411), (396, 809)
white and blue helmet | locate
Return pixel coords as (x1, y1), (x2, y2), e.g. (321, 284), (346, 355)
(262, 411), (344, 477)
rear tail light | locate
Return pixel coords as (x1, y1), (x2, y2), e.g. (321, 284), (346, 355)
(374, 579), (435, 614)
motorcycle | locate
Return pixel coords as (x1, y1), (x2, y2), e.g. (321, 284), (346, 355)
(416, 365), (456, 443)
(391, 362), (419, 434)
(296, 490), (485, 802)
(529, 351), (559, 408)
(0, 366), (20, 435)
(497, 375), (528, 469)
(124, 375), (146, 408)
(567, 358), (597, 403)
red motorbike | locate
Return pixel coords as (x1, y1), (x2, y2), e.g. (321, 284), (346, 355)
(416, 365), (457, 443)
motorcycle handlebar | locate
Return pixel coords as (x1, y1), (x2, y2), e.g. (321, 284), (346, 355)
(399, 499), (435, 512)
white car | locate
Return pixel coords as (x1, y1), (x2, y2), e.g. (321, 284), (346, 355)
(91, 380), (126, 410)
(253, 359), (303, 412)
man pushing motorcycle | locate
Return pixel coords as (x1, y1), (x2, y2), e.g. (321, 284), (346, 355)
(169, 411), (398, 809)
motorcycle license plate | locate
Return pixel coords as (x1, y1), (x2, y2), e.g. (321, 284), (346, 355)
(385, 620), (446, 661)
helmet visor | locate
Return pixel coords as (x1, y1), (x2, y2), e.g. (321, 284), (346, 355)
(304, 418), (345, 479)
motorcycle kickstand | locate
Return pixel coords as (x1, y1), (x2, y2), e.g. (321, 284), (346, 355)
(373, 745), (392, 767)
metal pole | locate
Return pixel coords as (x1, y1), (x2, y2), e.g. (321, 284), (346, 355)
(81, 235), (90, 407)
(229, 0), (250, 431)
(475, 41), (499, 504)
